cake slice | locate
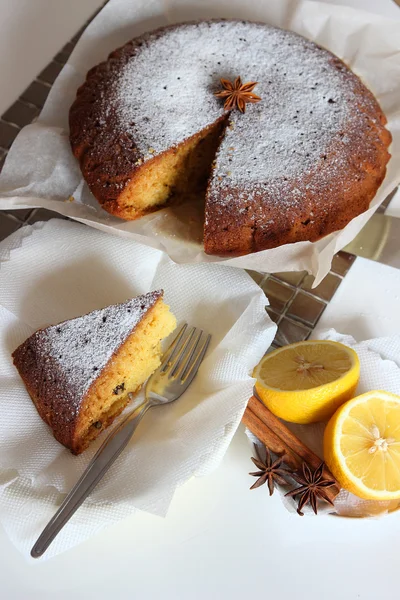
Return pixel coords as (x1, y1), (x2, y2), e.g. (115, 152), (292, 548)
(12, 291), (176, 454)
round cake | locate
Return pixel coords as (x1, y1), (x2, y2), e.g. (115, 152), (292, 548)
(69, 20), (391, 256)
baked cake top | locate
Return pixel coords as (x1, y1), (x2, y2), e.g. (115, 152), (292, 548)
(99, 21), (379, 185)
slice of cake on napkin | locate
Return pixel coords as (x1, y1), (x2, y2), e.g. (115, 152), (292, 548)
(12, 290), (176, 454)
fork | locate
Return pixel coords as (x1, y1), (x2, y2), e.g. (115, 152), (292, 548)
(31, 323), (211, 558)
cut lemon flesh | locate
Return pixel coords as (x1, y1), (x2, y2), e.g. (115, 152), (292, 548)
(324, 391), (400, 500)
(253, 340), (360, 424)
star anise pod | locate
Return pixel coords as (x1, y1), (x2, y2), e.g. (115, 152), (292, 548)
(249, 445), (291, 496)
(214, 76), (261, 113)
(285, 462), (336, 516)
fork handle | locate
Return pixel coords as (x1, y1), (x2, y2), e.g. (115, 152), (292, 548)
(31, 401), (151, 558)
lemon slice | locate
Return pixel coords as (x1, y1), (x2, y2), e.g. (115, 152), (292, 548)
(253, 340), (360, 424)
(324, 391), (400, 500)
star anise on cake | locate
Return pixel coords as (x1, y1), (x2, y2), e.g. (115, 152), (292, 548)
(214, 77), (261, 113)
(285, 462), (336, 516)
(249, 445), (291, 495)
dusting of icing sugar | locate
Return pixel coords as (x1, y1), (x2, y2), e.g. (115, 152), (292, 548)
(28, 291), (162, 415)
(111, 21), (360, 178)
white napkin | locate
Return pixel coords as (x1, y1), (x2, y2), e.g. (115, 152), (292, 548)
(0, 219), (275, 559)
(249, 329), (400, 518)
(0, 0), (399, 285)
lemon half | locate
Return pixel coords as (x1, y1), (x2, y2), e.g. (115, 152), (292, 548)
(324, 391), (400, 500)
(253, 340), (360, 424)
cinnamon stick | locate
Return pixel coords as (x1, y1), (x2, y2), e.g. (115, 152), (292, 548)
(244, 395), (340, 501)
(242, 409), (301, 471)
(248, 396), (327, 472)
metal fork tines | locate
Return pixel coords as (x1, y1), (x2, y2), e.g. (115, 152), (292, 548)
(31, 322), (211, 558)
(159, 324), (210, 382)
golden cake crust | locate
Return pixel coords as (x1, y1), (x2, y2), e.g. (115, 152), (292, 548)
(69, 20), (391, 255)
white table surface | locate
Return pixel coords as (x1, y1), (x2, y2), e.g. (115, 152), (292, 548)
(3, 424), (400, 600)
(1, 1), (400, 598)
(313, 257), (400, 340)
(0, 0), (105, 115)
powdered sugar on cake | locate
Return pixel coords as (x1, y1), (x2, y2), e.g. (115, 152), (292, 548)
(112, 21), (364, 184)
(29, 291), (162, 414)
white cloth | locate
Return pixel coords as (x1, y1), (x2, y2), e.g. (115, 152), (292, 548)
(0, 0), (399, 285)
(0, 219), (275, 559)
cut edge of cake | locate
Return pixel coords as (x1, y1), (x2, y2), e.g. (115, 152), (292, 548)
(102, 115), (228, 221)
